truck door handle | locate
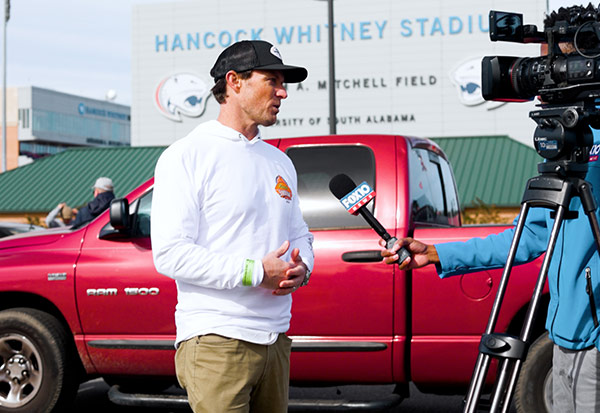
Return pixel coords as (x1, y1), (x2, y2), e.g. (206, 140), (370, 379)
(341, 250), (383, 263)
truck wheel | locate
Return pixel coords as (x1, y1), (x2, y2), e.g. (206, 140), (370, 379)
(0, 308), (79, 412)
(514, 332), (553, 413)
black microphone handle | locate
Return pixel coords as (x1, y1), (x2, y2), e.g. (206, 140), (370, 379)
(357, 207), (411, 264)
(357, 207), (389, 240)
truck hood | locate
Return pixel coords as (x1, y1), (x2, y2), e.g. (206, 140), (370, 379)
(0, 227), (76, 250)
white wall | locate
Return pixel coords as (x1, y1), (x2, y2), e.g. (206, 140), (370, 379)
(132, 0), (547, 147)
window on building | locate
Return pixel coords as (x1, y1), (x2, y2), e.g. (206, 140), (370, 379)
(32, 109), (130, 146)
(18, 109), (30, 129)
(19, 142), (67, 158)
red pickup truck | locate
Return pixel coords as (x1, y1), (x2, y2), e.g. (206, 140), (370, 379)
(0, 134), (547, 413)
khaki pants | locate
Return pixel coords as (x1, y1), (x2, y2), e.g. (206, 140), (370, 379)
(175, 333), (292, 413)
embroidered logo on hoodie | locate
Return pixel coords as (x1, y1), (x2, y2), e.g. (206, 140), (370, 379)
(275, 175), (292, 200)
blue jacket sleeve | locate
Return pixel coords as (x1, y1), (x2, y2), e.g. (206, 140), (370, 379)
(435, 207), (549, 278)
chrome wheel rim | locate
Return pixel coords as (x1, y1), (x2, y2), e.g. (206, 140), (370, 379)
(0, 334), (43, 408)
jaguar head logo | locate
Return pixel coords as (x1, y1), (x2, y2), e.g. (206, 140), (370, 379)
(154, 73), (211, 122)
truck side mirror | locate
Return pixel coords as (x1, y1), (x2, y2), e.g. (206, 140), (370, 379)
(99, 198), (131, 240)
(109, 198), (130, 231)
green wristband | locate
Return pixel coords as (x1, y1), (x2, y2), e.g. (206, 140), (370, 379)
(243, 259), (255, 286)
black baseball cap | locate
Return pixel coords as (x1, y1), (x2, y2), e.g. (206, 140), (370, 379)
(210, 40), (308, 84)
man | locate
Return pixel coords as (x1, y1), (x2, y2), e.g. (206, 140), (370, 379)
(151, 40), (314, 413)
(72, 177), (115, 227)
(44, 202), (74, 227)
(381, 5), (600, 412)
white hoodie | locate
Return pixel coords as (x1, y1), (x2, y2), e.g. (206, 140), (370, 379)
(151, 120), (314, 346)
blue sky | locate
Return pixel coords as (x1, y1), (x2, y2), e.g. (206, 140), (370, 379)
(2, 0), (164, 105)
(0, 0), (580, 106)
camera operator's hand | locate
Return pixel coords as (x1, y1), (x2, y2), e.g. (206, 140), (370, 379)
(379, 237), (439, 270)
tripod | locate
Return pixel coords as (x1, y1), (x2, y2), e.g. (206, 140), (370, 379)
(462, 106), (600, 413)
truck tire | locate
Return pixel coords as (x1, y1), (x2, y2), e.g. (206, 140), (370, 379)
(514, 332), (553, 413)
(0, 308), (79, 412)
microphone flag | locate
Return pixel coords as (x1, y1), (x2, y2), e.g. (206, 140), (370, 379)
(339, 181), (375, 215)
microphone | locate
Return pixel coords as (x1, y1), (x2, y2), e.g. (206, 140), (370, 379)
(329, 173), (411, 265)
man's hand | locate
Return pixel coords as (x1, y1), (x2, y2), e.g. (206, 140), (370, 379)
(275, 246), (307, 296)
(261, 241), (307, 295)
(379, 237), (439, 270)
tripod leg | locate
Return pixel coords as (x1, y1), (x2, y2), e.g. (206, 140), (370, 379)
(464, 203), (531, 413)
(501, 359), (522, 413)
(488, 204), (567, 413)
(463, 174), (596, 412)
(464, 353), (492, 412)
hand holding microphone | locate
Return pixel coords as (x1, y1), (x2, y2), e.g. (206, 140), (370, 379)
(379, 237), (440, 270)
(328, 173), (411, 265)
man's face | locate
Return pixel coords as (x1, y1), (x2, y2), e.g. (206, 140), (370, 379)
(238, 70), (288, 127)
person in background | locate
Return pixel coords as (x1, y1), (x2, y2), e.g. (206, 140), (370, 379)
(71, 177), (115, 227)
(44, 202), (74, 227)
(151, 40), (314, 413)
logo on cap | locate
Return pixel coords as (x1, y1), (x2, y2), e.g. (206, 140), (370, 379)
(154, 73), (211, 122)
(270, 46), (283, 61)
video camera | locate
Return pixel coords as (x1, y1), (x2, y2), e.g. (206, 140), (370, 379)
(483, 9), (600, 103)
(482, 8), (600, 170)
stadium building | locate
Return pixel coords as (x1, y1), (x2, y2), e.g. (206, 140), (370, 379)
(131, 0), (546, 147)
(3, 86), (130, 170)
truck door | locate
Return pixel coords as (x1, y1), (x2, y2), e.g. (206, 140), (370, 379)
(407, 143), (541, 387)
(75, 185), (178, 376)
(276, 135), (404, 383)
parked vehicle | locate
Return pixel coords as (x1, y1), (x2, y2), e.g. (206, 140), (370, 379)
(0, 134), (547, 413)
(0, 222), (43, 238)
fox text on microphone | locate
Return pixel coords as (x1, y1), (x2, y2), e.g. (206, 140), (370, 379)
(340, 181), (375, 214)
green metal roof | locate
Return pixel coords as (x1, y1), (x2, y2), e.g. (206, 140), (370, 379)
(0, 146), (166, 213)
(0, 136), (539, 214)
(432, 135), (540, 208)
